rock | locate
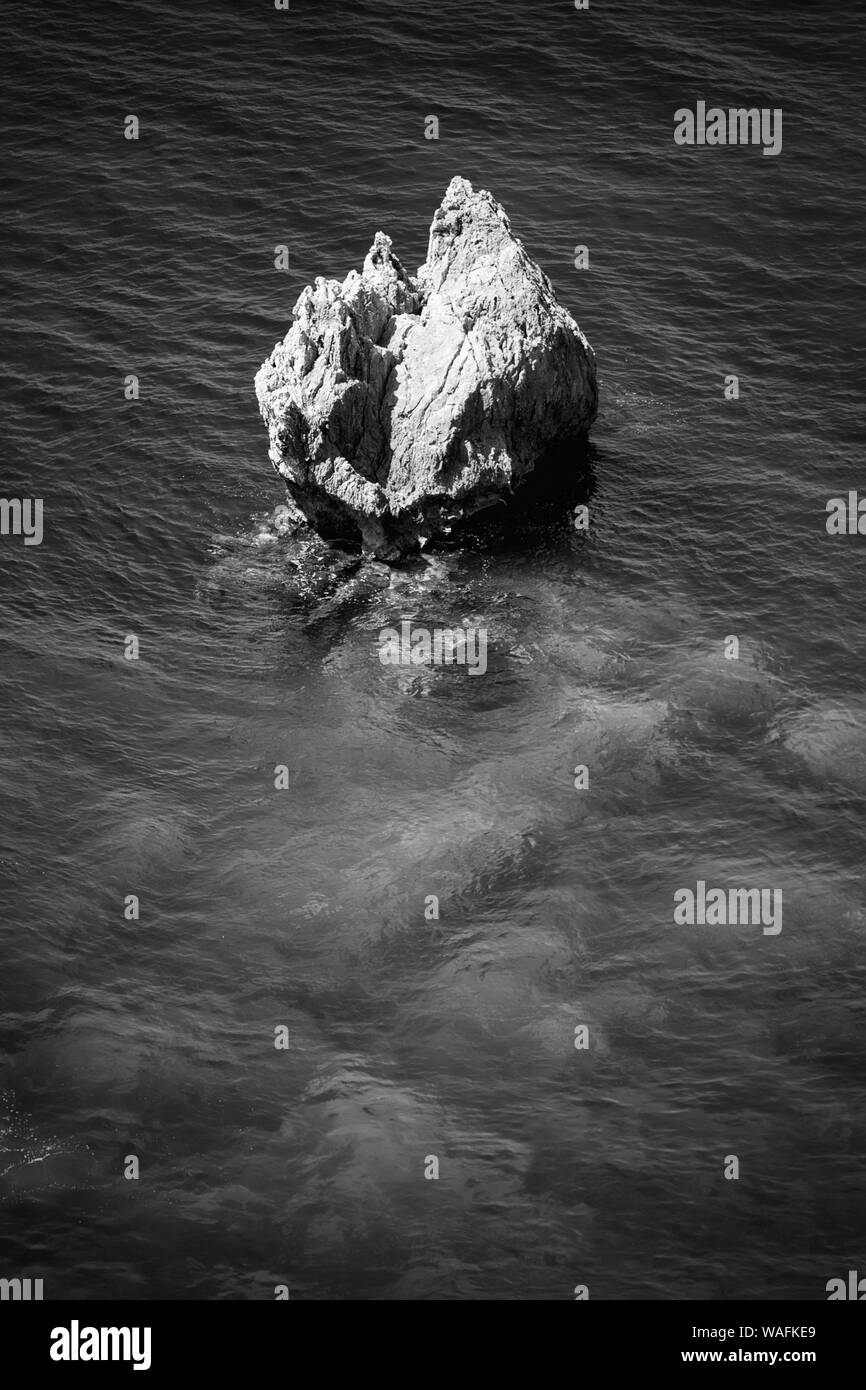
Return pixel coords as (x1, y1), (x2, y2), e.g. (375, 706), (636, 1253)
(255, 176), (597, 559)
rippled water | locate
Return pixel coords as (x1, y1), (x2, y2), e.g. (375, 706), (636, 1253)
(1, 0), (865, 1299)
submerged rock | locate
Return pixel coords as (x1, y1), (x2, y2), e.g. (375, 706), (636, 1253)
(255, 177), (597, 559)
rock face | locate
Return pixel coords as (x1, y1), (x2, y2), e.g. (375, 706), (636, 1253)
(255, 176), (597, 559)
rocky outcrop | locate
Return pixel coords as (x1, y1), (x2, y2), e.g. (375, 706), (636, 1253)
(255, 176), (597, 559)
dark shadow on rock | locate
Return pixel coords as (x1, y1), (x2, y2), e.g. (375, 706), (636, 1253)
(431, 434), (598, 554)
(266, 437), (599, 640)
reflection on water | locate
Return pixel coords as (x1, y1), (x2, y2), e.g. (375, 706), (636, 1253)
(5, 496), (866, 1299)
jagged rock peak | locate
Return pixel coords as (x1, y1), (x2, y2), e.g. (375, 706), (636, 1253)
(255, 177), (597, 560)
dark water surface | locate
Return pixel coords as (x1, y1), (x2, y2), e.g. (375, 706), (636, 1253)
(2, 0), (865, 1299)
